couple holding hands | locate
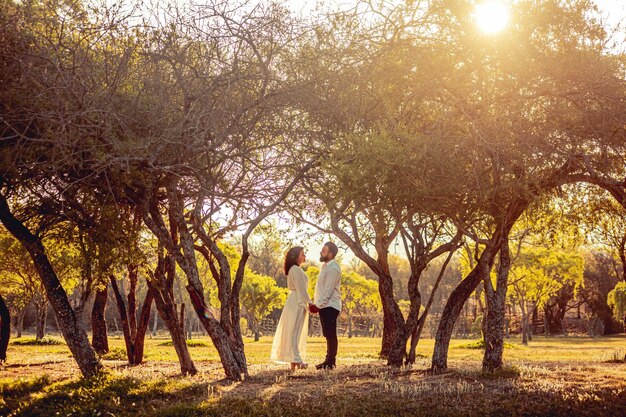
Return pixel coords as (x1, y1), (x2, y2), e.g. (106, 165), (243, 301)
(270, 242), (342, 371)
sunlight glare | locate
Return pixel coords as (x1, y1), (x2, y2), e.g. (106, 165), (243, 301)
(474, 1), (510, 34)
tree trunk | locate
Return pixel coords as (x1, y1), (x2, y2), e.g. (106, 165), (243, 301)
(35, 300), (47, 340)
(144, 190), (246, 379)
(110, 276), (134, 363)
(431, 198), (528, 372)
(379, 272), (405, 362)
(132, 289), (154, 365)
(519, 301), (529, 345)
(348, 312), (353, 338)
(152, 305), (158, 337)
(407, 250), (454, 364)
(110, 276), (153, 365)
(0, 294), (10, 362)
(431, 250), (493, 371)
(0, 194), (101, 377)
(147, 254), (197, 375)
(483, 239), (511, 372)
(127, 264), (139, 342)
(16, 308), (25, 338)
(91, 285), (109, 354)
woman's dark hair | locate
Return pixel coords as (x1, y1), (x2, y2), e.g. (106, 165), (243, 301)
(284, 246), (304, 275)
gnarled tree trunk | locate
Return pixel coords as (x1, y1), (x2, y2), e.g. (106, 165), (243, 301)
(110, 276), (153, 365)
(91, 285), (109, 354)
(483, 239), (511, 371)
(431, 198), (529, 372)
(147, 252), (197, 375)
(0, 194), (101, 377)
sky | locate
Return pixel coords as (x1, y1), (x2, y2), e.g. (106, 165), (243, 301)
(283, 0), (626, 27)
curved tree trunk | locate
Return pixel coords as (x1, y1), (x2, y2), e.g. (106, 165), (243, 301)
(0, 294), (10, 362)
(431, 255), (492, 371)
(0, 194), (102, 377)
(91, 285), (109, 354)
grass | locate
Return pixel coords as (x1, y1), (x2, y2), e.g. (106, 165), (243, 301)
(158, 339), (210, 347)
(1, 334), (625, 416)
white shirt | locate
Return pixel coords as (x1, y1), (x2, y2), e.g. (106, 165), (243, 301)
(314, 259), (342, 312)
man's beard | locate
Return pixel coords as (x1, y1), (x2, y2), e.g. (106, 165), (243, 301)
(319, 254), (329, 263)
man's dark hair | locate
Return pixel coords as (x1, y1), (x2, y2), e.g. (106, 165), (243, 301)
(324, 242), (338, 258)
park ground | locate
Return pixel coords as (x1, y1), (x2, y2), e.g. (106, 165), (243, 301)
(1, 335), (626, 416)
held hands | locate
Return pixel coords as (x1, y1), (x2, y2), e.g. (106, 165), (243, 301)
(308, 303), (320, 314)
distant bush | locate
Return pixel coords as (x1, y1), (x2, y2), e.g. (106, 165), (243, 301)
(101, 347), (128, 360)
(454, 339), (517, 349)
(10, 337), (64, 346)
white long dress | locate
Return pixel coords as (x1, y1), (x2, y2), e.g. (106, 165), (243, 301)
(270, 265), (312, 363)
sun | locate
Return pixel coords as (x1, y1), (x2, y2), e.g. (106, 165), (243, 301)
(474, 1), (510, 34)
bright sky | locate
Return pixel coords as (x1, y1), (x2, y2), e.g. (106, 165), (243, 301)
(285, 0), (626, 28)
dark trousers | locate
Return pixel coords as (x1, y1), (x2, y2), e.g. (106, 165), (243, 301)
(319, 307), (340, 365)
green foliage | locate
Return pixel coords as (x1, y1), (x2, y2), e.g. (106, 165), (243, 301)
(454, 339), (518, 350)
(101, 347), (128, 360)
(240, 272), (287, 334)
(10, 337), (64, 346)
(507, 247), (585, 309)
(607, 282), (626, 322)
(306, 266), (381, 316)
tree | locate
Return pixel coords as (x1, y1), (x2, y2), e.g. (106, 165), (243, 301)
(608, 282), (626, 326)
(339, 271), (381, 338)
(508, 247), (584, 343)
(240, 272), (287, 341)
(248, 224), (285, 280)
(0, 294), (9, 362)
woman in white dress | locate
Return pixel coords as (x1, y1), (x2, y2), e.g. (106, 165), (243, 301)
(270, 246), (313, 370)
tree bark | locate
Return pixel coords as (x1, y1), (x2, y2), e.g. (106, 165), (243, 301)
(407, 250), (455, 364)
(431, 198), (528, 371)
(110, 276), (153, 365)
(483, 239), (511, 371)
(127, 264), (139, 342)
(0, 194), (101, 377)
(147, 253), (197, 375)
(0, 294), (10, 362)
(91, 285), (109, 354)
(16, 308), (25, 338)
(143, 186), (245, 379)
(35, 299), (47, 340)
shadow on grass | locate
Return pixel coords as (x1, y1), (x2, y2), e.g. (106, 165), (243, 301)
(4, 362), (626, 417)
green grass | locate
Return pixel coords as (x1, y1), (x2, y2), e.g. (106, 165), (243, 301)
(157, 339), (210, 347)
(1, 335), (625, 416)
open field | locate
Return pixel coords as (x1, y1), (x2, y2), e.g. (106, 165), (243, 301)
(1, 335), (625, 416)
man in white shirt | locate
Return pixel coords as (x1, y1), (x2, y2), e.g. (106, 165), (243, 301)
(309, 242), (342, 369)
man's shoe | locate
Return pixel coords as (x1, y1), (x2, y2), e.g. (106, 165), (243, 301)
(316, 362), (335, 370)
